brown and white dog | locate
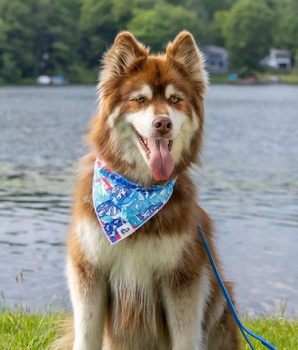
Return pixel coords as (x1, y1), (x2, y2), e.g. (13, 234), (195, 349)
(54, 31), (241, 350)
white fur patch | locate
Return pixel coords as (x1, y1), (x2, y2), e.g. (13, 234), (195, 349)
(109, 110), (150, 182)
(140, 84), (153, 100)
(165, 84), (185, 100)
(108, 107), (120, 128)
(167, 106), (199, 163)
(130, 84), (153, 100)
(67, 259), (107, 350)
(126, 106), (155, 138)
(165, 84), (175, 99)
(124, 106), (156, 179)
(166, 106), (186, 139)
(77, 219), (188, 280)
(162, 266), (211, 350)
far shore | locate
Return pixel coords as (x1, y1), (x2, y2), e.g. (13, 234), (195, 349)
(1, 72), (298, 87)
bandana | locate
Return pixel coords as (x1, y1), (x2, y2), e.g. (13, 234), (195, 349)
(92, 159), (175, 244)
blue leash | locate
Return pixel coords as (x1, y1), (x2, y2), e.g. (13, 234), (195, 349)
(195, 217), (278, 350)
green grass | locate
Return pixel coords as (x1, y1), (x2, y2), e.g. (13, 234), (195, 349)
(1, 304), (298, 350)
(0, 293), (66, 350)
(209, 73), (231, 84)
(257, 73), (298, 84)
(243, 316), (298, 349)
(0, 309), (63, 350)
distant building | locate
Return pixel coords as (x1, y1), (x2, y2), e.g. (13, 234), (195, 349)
(202, 45), (228, 73)
(260, 48), (292, 70)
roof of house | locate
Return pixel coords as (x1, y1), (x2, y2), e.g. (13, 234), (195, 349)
(202, 45), (228, 56)
(270, 48), (291, 56)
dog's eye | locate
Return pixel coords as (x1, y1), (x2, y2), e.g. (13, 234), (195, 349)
(171, 96), (180, 103)
(135, 96), (145, 103)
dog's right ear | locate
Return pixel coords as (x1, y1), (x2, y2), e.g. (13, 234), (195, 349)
(100, 32), (149, 84)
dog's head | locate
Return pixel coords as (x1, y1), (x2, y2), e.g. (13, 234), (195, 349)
(89, 31), (208, 186)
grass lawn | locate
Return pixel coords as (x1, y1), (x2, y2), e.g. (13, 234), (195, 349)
(1, 305), (298, 350)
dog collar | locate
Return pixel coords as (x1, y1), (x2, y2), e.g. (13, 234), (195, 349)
(92, 159), (175, 244)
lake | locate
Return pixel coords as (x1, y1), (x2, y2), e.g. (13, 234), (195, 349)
(0, 85), (297, 315)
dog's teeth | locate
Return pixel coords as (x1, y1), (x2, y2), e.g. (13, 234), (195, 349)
(135, 131), (151, 154)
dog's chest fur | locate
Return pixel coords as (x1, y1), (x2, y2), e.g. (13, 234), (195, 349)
(77, 218), (188, 286)
(75, 218), (191, 338)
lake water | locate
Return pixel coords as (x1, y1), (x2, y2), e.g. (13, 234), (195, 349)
(0, 85), (297, 315)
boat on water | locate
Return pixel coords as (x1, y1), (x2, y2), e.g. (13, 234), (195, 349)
(37, 75), (68, 86)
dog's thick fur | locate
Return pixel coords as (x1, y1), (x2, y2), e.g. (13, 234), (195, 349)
(53, 31), (241, 350)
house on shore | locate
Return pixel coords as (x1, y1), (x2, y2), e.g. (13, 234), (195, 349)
(202, 45), (228, 73)
(260, 48), (292, 70)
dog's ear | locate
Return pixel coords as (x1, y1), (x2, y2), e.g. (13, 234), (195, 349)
(100, 31), (149, 84)
(166, 31), (207, 85)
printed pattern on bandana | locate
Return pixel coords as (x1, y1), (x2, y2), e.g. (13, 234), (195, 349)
(92, 159), (175, 244)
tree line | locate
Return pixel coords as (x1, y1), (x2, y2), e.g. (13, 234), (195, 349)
(0, 0), (297, 83)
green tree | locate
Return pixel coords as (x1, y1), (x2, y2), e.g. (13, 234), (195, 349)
(79, 0), (134, 67)
(29, 0), (82, 77)
(201, 0), (235, 20)
(1, 0), (297, 83)
(290, 0), (298, 14)
(273, 11), (298, 57)
(0, 0), (82, 82)
(0, 18), (7, 83)
(212, 10), (229, 47)
(78, 0), (159, 67)
(128, 2), (205, 52)
(167, 0), (209, 22)
(271, 0), (298, 63)
(0, 0), (35, 82)
(223, 0), (273, 75)
(46, 0), (82, 75)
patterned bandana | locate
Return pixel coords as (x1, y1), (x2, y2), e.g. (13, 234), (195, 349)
(92, 159), (175, 244)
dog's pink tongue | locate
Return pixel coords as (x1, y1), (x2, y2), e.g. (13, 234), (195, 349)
(147, 138), (175, 180)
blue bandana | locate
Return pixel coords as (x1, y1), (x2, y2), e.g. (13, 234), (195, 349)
(92, 159), (175, 244)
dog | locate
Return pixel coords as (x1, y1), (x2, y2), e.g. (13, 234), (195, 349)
(53, 31), (241, 350)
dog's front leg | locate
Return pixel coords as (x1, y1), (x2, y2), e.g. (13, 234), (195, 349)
(162, 267), (210, 350)
(68, 259), (107, 350)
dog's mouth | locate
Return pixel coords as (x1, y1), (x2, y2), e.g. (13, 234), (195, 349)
(136, 131), (173, 158)
(134, 129), (175, 181)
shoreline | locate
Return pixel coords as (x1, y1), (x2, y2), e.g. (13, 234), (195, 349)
(210, 72), (298, 85)
(1, 73), (298, 87)
(1, 82), (298, 87)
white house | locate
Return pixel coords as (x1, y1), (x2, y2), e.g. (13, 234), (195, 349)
(202, 45), (228, 73)
(260, 48), (292, 70)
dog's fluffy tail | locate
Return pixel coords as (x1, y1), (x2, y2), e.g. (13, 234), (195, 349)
(48, 316), (74, 350)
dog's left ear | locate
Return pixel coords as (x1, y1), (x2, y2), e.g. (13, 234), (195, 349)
(166, 31), (208, 86)
(100, 31), (149, 84)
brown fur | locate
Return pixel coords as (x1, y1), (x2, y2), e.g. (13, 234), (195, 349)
(52, 31), (241, 350)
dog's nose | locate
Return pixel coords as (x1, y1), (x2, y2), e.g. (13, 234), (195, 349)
(152, 116), (172, 134)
